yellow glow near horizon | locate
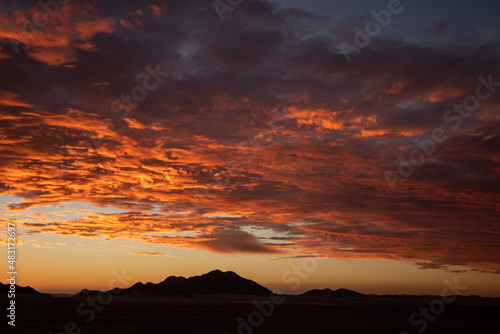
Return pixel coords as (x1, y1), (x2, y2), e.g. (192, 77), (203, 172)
(1, 233), (499, 297)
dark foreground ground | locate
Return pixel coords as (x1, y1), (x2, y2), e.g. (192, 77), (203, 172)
(3, 294), (500, 333)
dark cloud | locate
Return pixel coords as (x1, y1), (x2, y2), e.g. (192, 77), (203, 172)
(0, 0), (499, 273)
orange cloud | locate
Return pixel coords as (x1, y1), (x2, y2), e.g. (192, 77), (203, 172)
(0, 2), (114, 65)
(0, 0), (499, 277)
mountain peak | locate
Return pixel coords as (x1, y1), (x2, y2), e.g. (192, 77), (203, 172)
(209, 269), (223, 273)
(120, 270), (271, 297)
(204, 269), (239, 277)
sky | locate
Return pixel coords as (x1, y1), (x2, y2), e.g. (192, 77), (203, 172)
(0, 0), (499, 296)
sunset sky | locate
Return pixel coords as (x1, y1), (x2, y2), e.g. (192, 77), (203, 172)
(1, 0), (499, 297)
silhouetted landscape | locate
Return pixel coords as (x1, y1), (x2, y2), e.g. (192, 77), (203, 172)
(2, 0), (500, 333)
(3, 270), (500, 333)
(111, 270), (273, 297)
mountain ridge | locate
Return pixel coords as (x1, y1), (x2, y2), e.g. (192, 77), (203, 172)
(6, 271), (499, 300)
(83, 269), (273, 297)
(300, 288), (366, 298)
(0, 282), (51, 297)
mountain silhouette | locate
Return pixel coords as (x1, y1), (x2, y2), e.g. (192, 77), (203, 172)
(73, 289), (102, 297)
(112, 270), (272, 297)
(300, 288), (366, 298)
(0, 283), (49, 296)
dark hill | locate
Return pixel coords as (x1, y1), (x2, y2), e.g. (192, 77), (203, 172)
(0, 282), (50, 296)
(119, 270), (272, 296)
(73, 289), (102, 297)
(301, 288), (366, 298)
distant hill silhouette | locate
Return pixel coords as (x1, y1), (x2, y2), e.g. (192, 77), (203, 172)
(301, 288), (366, 298)
(76, 270), (272, 297)
(0, 283), (49, 296)
(67, 270), (500, 303)
(73, 289), (102, 297)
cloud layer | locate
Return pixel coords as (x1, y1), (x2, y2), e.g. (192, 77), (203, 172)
(0, 0), (499, 274)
